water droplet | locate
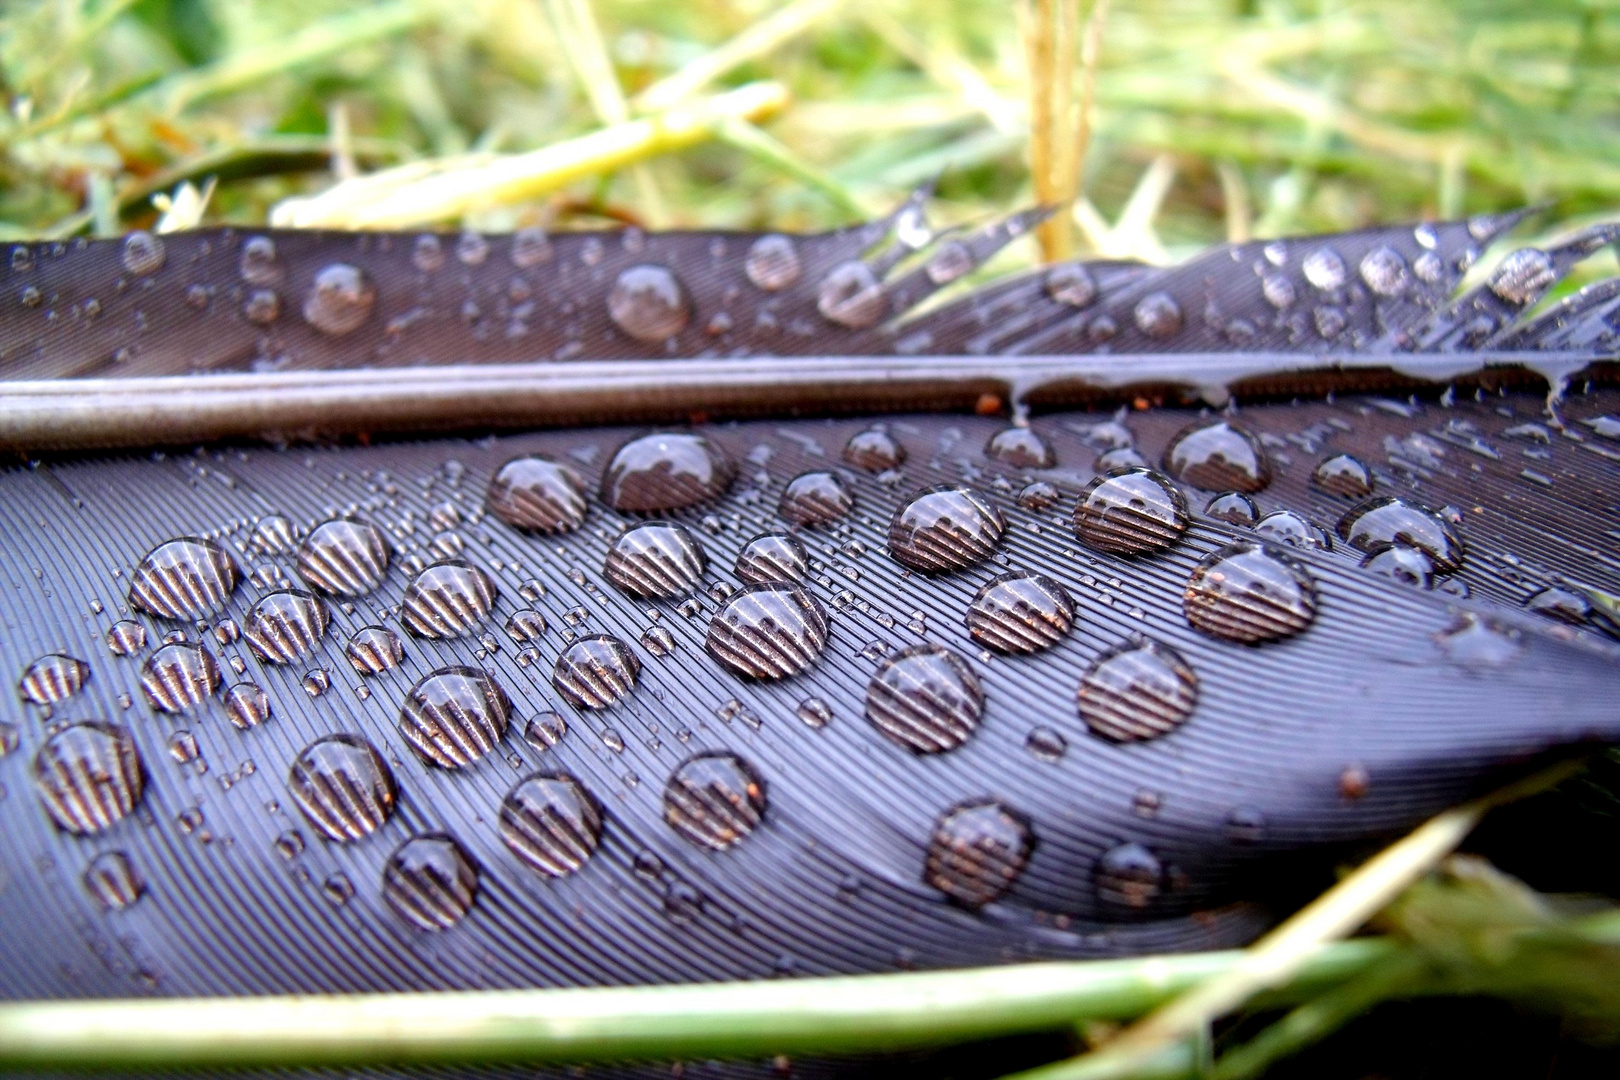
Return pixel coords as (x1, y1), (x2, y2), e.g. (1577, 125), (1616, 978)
(400, 561), (497, 638)
(1261, 272), (1296, 309)
(301, 669), (331, 697)
(601, 432), (736, 513)
(128, 537), (240, 620)
(1096, 842), (1164, 909)
(887, 485), (1005, 574)
(167, 730), (199, 764)
(1488, 248), (1556, 305)
(1336, 496), (1465, 574)
(384, 833), (478, 930)
(604, 522), (708, 599)
(322, 873), (355, 906)
(1078, 639), (1198, 743)
(1361, 543), (1435, 589)
(553, 635), (640, 709)
(486, 456), (588, 534)
(517, 714), (567, 755)
(498, 609), (545, 645)
(1025, 727), (1067, 761)
(1185, 542), (1317, 643)
(84, 851), (145, 911)
(1312, 454), (1374, 498)
(120, 231), (165, 276)
(779, 471), (853, 526)
(106, 620), (147, 657)
(1162, 420), (1271, 493)
(985, 427), (1056, 468)
(0, 721), (17, 758)
(20, 654), (89, 705)
(139, 642), (221, 712)
(1073, 467), (1189, 555)
(1016, 481), (1060, 511)
(843, 428), (905, 472)
(607, 264), (690, 342)
(1254, 510), (1331, 550)
(499, 773), (602, 876)
(241, 288), (280, 324)
(1339, 764), (1370, 800)
(1226, 806), (1266, 843)
(286, 734), (396, 842)
(302, 263), (375, 336)
(1302, 247), (1347, 290)
(745, 235), (802, 291)
(664, 752), (767, 850)
(510, 226), (552, 267)
(1204, 492), (1258, 526)
(735, 533), (810, 585)
(399, 667), (512, 768)
(345, 626), (403, 675)
(795, 697), (832, 729)
(239, 235), (280, 284)
(705, 584), (830, 680)
(925, 800), (1033, 908)
(32, 722), (143, 835)
(1434, 613), (1522, 669)
(632, 626), (673, 659)
(296, 518), (391, 597)
(243, 590), (329, 663)
(1526, 586), (1591, 624)
(223, 682), (271, 729)
(274, 830), (305, 859)
(1358, 246), (1408, 296)
(1045, 263), (1097, 307)
(1133, 292), (1183, 338)
(866, 645), (984, 754)
(817, 261), (887, 329)
(965, 571), (1074, 654)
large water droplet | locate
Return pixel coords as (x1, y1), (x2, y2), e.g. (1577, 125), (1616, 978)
(603, 522), (708, 599)
(1312, 454), (1374, 498)
(745, 235), (802, 291)
(1204, 491), (1258, 526)
(243, 590), (329, 663)
(965, 572), (1074, 654)
(1078, 639), (1199, 743)
(499, 773), (602, 876)
(286, 734), (396, 842)
(250, 515), (298, 555)
(1096, 841), (1164, 909)
(106, 620), (147, 657)
(1133, 292), (1183, 338)
(140, 642), (221, 713)
(399, 667), (512, 768)
(601, 432), (736, 513)
(735, 533), (810, 585)
(383, 833), (478, 930)
(887, 485), (1005, 574)
(1302, 247), (1347, 290)
(607, 264), (690, 342)
(302, 264), (375, 336)
(985, 427), (1056, 468)
(20, 654), (89, 705)
(486, 456), (588, 534)
(84, 850), (145, 911)
(924, 800), (1033, 908)
(1488, 248), (1556, 305)
(1184, 542), (1318, 644)
(1361, 543), (1435, 589)
(664, 752), (767, 851)
(779, 471), (853, 526)
(120, 231), (165, 276)
(1336, 497), (1465, 574)
(237, 236), (280, 284)
(345, 626), (403, 675)
(296, 518), (392, 597)
(705, 584), (830, 680)
(1162, 420), (1271, 493)
(1045, 263), (1097, 307)
(223, 681), (271, 729)
(553, 635), (640, 709)
(817, 261), (887, 329)
(1525, 586), (1591, 624)
(1073, 467), (1189, 555)
(1358, 246), (1408, 296)
(866, 645), (984, 754)
(32, 723), (143, 835)
(128, 538), (240, 620)
(1434, 614), (1522, 669)
(843, 428), (905, 472)
(400, 561), (497, 638)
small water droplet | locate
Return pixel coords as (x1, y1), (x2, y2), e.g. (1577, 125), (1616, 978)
(1339, 764), (1370, 800)
(843, 428), (905, 472)
(1078, 639), (1198, 743)
(966, 571), (1074, 654)
(1361, 543), (1435, 589)
(1358, 246), (1408, 296)
(499, 772), (603, 876)
(1302, 247), (1347, 290)
(1184, 542), (1317, 644)
(1336, 497), (1465, 574)
(84, 851), (145, 910)
(925, 800), (1033, 908)
(663, 752), (767, 851)
(1261, 272), (1296, 309)
(1162, 420), (1271, 493)
(553, 635), (640, 709)
(29, 722), (137, 843)
(1025, 727), (1067, 761)
(1525, 586), (1591, 624)
(302, 264), (375, 336)
(140, 642), (221, 713)
(345, 626), (403, 675)
(296, 518), (392, 597)
(705, 584), (831, 680)
(1311, 454), (1374, 498)
(286, 734), (396, 842)
(128, 537), (240, 620)
(121, 231), (165, 276)
(796, 697), (832, 729)
(1017, 481), (1060, 511)
(735, 533), (810, 585)
(608, 264), (690, 342)
(524, 711), (569, 750)
(167, 730), (199, 764)
(223, 682), (271, 729)
(866, 645), (984, 754)
(400, 561), (497, 638)
(603, 522), (708, 599)
(817, 261), (887, 329)
(778, 471), (854, 527)
(1133, 292), (1183, 338)
(1254, 510), (1332, 550)
(601, 432), (736, 513)
(887, 485), (1005, 574)
(243, 289), (280, 324)
(274, 830), (305, 860)
(322, 872), (356, 906)
(1434, 614), (1522, 669)
(985, 427), (1056, 468)
(1045, 263), (1097, 307)
(745, 235), (803, 291)
(383, 833), (478, 930)
(1073, 468), (1189, 555)
(1096, 842), (1164, 909)
(1488, 248), (1556, 305)
(106, 620), (147, 657)
(640, 625), (676, 657)
(1226, 806), (1266, 843)
(301, 669), (331, 697)
(20, 654), (89, 705)
(1204, 491), (1259, 526)
(0, 721), (18, 758)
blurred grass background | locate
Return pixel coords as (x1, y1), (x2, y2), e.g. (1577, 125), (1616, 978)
(2, 0), (1618, 267)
